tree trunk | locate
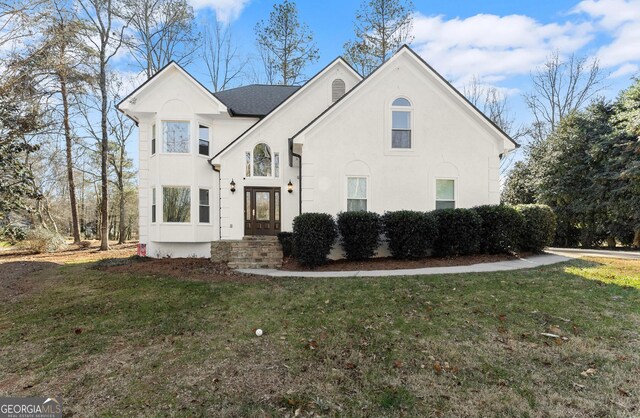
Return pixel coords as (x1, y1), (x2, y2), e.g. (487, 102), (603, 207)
(633, 229), (640, 248)
(99, 45), (109, 251)
(61, 74), (81, 244)
(117, 146), (126, 244)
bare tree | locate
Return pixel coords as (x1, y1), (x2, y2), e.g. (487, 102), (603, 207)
(202, 19), (247, 92)
(255, 0), (319, 85)
(119, 0), (198, 79)
(344, 0), (414, 76)
(524, 51), (607, 144)
(77, 0), (128, 250)
(0, 0), (46, 50)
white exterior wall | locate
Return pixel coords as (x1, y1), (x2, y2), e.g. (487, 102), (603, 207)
(297, 53), (505, 216)
(216, 61), (361, 239)
(124, 65), (258, 258)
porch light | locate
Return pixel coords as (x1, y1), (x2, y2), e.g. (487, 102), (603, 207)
(230, 179), (236, 193)
(287, 180), (294, 193)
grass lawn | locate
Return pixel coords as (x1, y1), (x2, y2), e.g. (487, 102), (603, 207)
(0, 255), (639, 416)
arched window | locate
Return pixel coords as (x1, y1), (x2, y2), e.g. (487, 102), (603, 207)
(245, 143), (280, 177)
(332, 79), (346, 102)
(391, 97), (412, 149)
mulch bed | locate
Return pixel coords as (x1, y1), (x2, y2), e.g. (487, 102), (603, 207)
(281, 253), (529, 271)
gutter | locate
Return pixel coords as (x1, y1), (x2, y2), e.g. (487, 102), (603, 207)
(207, 157), (223, 240)
(289, 138), (302, 215)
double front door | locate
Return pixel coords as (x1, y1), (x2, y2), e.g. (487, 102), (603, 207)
(244, 187), (281, 236)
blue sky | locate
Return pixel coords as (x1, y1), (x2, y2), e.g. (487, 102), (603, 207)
(119, 0), (640, 160)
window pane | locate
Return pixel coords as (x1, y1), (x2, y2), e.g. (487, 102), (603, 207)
(152, 188), (156, 204)
(199, 140), (209, 156)
(253, 143), (272, 177)
(199, 189), (209, 205)
(199, 125), (208, 140)
(274, 191), (280, 221)
(392, 97), (411, 106)
(347, 199), (367, 212)
(199, 206), (210, 223)
(274, 152), (280, 178)
(151, 189), (156, 222)
(245, 152), (251, 177)
(436, 200), (455, 210)
(392, 111), (410, 129)
(255, 191), (270, 220)
(392, 130), (411, 148)
(163, 187), (190, 222)
(347, 177), (366, 199)
(436, 179), (455, 200)
(163, 122), (190, 153)
(151, 124), (156, 155)
(245, 191), (251, 220)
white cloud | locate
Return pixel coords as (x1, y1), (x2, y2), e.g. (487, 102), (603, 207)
(188, 0), (251, 24)
(572, 0), (640, 68)
(609, 63), (639, 78)
(411, 13), (594, 85)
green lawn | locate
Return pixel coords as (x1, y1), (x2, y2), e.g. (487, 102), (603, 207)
(0, 257), (639, 416)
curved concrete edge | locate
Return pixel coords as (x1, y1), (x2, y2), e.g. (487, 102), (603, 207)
(546, 247), (640, 260)
(237, 254), (572, 278)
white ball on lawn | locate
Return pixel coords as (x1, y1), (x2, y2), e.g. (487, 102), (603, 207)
(255, 328), (263, 337)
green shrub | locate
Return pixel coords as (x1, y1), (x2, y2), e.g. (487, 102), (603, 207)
(292, 213), (337, 267)
(277, 232), (293, 258)
(433, 209), (482, 257)
(20, 227), (66, 253)
(0, 224), (27, 244)
(515, 204), (557, 252)
(382, 211), (438, 259)
(337, 211), (382, 260)
(472, 205), (524, 254)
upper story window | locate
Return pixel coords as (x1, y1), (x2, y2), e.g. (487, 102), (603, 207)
(391, 97), (412, 149)
(199, 125), (209, 156)
(245, 143), (279, 177)
(332, 79), (346, 102)
(436, 179), (455, 210)
(151, 124), (156, 155)
(162, 121), (190, 153)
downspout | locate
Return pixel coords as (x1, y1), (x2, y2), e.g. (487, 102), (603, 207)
(207, 157), (222, 240)
(289, 138), (302, 215)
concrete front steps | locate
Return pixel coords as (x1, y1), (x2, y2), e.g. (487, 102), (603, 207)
(211, 236), (283, 269)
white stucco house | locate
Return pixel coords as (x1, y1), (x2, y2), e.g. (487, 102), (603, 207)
(118, 45), (518, 259)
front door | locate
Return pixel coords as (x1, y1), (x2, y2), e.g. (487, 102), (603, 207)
(244, 187), (281, 236)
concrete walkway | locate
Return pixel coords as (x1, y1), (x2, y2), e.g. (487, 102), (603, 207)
(238, 253), (571, 278)
(547, 247), (640, 260)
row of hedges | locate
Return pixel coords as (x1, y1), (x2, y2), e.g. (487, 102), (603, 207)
(288, 204), (556, 267)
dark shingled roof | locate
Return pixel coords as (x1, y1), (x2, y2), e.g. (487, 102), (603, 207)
(213, 84), (301, 117)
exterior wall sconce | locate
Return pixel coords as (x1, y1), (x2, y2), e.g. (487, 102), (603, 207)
(230, 179), (236, 193)
(287, 180), (294, 193)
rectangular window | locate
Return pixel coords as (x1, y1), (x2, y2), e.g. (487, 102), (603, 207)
(151, 188), (156, 223)
(162, 121), (190, 153)
(347, 177), (367, 211)
(163, 186), (190, 222)
(199, 125), (209, 156)
(274, 152), (280, 178)
(392, 111), (411, 149)
(245, 152), (251, 177)
(199, 189), (210, 223)
(436, 179), (455, 210)
(151, 124), (156, 155)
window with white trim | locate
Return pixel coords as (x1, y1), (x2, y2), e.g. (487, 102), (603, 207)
(198, 125), (209, 156)
(163, 186), (190, 222)
(391, 97), (412, 149)
(435, 179), (455, 209)
(151, 188), (156, 223)
(347, 177), (367, 211)
(162, 121), (190, 153)
(199, 188), (210, 223)
(245, 143), (279, 177)
(151, 124), (156, 155)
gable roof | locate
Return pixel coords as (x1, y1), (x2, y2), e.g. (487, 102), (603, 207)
(210, 57), (362, 162)
(213, 85), (301, 117)
(291, 45), (519, 149)
(116, 61), (227, 117)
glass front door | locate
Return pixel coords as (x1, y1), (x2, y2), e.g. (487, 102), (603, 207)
(244, 187), (281, 236)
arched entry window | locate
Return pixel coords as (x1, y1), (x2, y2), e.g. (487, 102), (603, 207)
(245, 143), (280, 177)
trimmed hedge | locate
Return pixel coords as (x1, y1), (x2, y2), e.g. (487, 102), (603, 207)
(433, 208), (482, 257)
(292, 213), (337, 267)
(277, 231), (293, 258)
(382, 211), (438, 259)
(473, 205), (524, 254)
(515, 204), (557, 252)
(337, 211), (382, 260)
